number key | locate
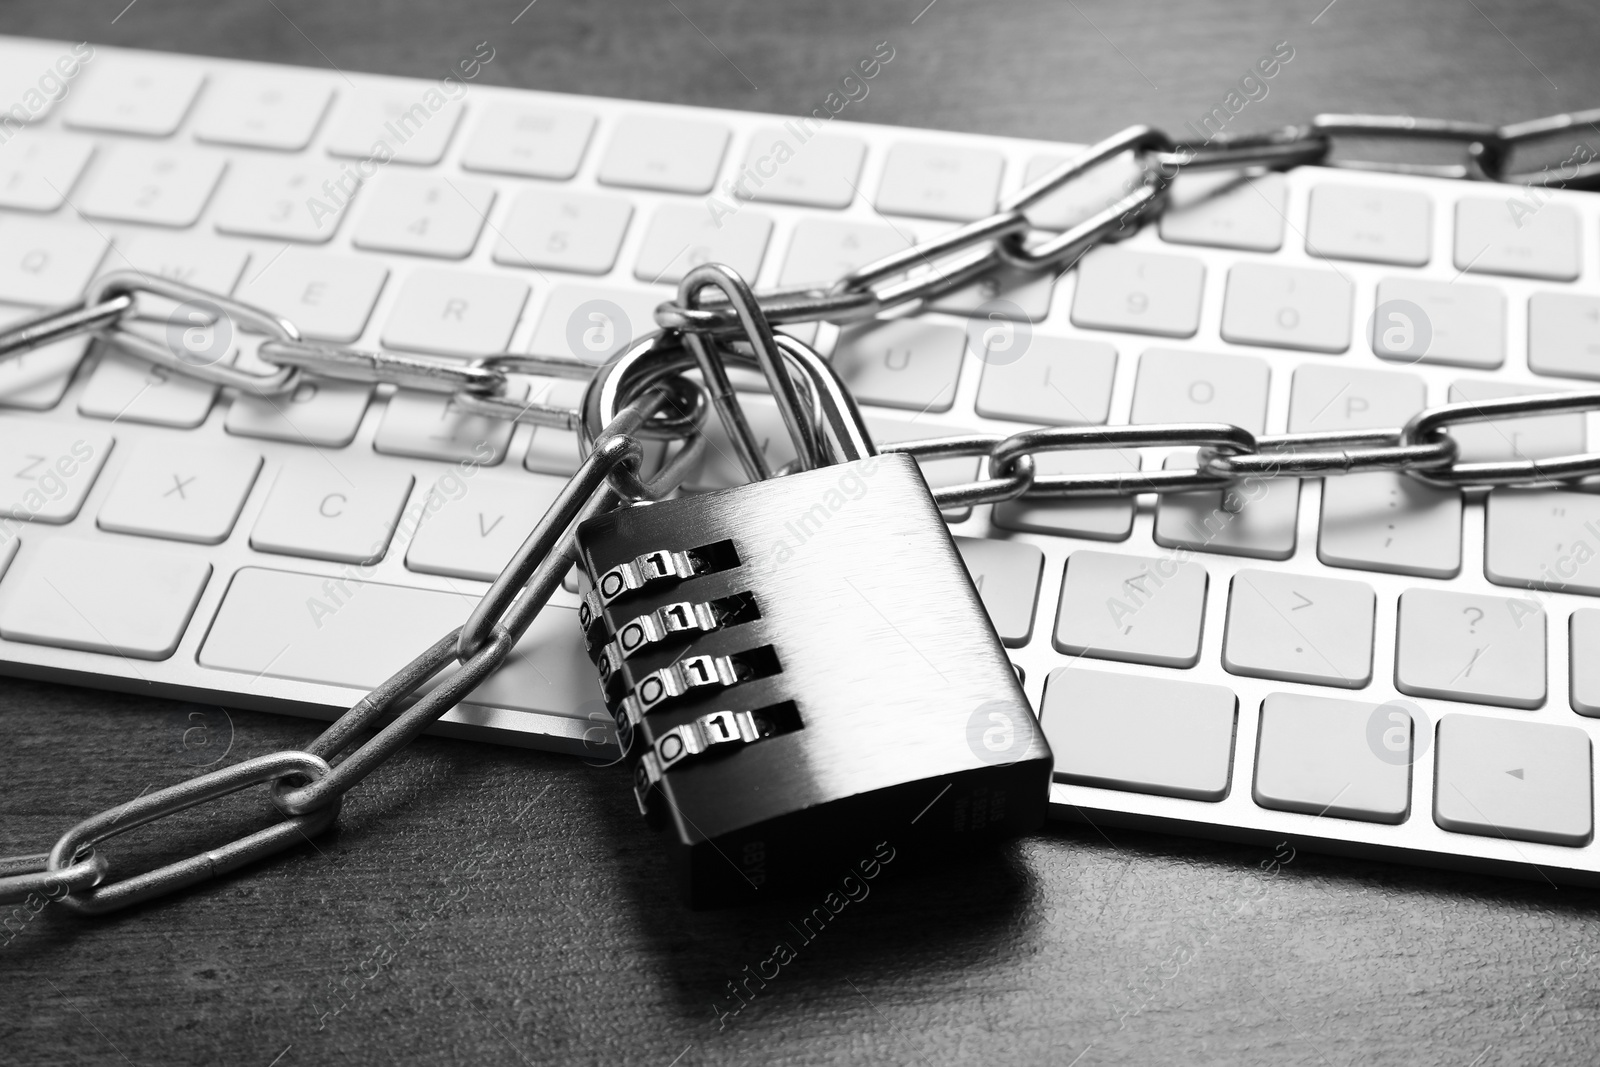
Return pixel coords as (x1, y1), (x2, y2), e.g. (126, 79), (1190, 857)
(493, 189), (633, 275)
(353, 173), (495, 260)
(875, 142), (1004, 222)
(1070, 247), (1204, 338)
(1221, 262), (1353, 353)
(77, 143), (227, 228)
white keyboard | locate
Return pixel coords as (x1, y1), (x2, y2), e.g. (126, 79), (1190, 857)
(2, 36), (1599, 885)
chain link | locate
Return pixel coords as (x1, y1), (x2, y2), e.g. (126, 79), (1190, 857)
(6, 102), (1600, 914)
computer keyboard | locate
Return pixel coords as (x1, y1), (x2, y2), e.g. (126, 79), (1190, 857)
(1, 35), (1598, 885)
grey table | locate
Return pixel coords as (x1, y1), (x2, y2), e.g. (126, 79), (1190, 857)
(5, 2), (1600, 1064)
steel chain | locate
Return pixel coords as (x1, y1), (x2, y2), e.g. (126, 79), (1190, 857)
(4, 104), (1600, 914)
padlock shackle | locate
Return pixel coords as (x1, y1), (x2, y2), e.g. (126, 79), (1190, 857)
(584, 331), (875, 471)
(677, 264), (824, 479)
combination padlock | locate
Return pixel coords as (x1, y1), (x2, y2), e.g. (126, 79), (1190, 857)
(575, 332), (1051, 906)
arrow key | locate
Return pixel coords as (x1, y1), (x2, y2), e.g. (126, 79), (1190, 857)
(1434, 714), (1591, 846)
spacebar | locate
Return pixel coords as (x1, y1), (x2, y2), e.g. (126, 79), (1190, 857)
(199, 567), (601, 717)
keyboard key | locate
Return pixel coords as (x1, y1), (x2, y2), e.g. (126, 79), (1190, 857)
(199, 567), (599, 717)
(777, 219), (912, 289)
(0, 130), (95, 212)
(1455, 197), (1580, 281)
(1434, 715), (1591, 846)
(952, 536), (1042, 647)
(1070, 248), (1203, 338)
(250, 462), (413, 565)
(379, 269), (528, 357)
(192, 74), (334, 150)
(1569, 610), (1600, 715)
(1223, 569), (1375, 688)
(324, 92), (464, 165)
(372, 381), (528, 465)
(830, 319), (966, 413)
(212, 158), (351, 243)
(79, 350), (220, 429)
(225, 374), (372, 449)
(352, 172), (494, 259)
(597, 114), (729, 194)
(1158, 171), (1287, 252)
(1288, 359), (1462, 578)
(1155, 452), (1300, 561)
(1485, 488), (1600, 596)
(992, 448), (1140, 541)
(1053, 549), (1207, 668)
(1131, 348), (1270, 432)
(1528, 292), (1600, 381)
(76, 142), (226, 228)
(493, 189), (633, 275)
(0, 422), (111, 523)
(460, 101), (595, 179)
(0, 217), (107, 305)
(526, 285), (661, 366)
(235, 249), (388, 342)
(1254, 693), (1412, 824)
(740, 127), (865, 209)
(405, 470), (568, 581)
(1396, 588), (1545, 709)
(113, 232), (251, 306)
(1372, 277), (1504, 368)
(96, 441), (261, 544)
(0, 41), (81, 125)
(0, 537), (209, 659)
(1040, 668), (1236, 801)
(633, 203), (772, 285)
(927, 264), (1056, 322)
(1287, 363), (1425, 432)
(1445, 379), (1584, 463)
(875, 142), (1003, 222)
(1319, 473), (1463, 580)
(976, 336), (1115, 425)
(1220, 263), (1353, 354)
(1307, 184), (1432, 266)
(0, 307), (89, 411)
(64, 61), (204, 136)
(1021, 151), (1142, 231)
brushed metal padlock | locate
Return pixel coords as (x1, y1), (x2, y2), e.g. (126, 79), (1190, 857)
(576, 305), (1050, 906)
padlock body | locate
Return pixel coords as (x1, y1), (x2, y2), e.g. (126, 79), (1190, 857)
(576, 452), (1051, 906)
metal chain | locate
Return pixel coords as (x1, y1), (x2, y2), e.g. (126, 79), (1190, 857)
(4, 103), (1600, 914)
